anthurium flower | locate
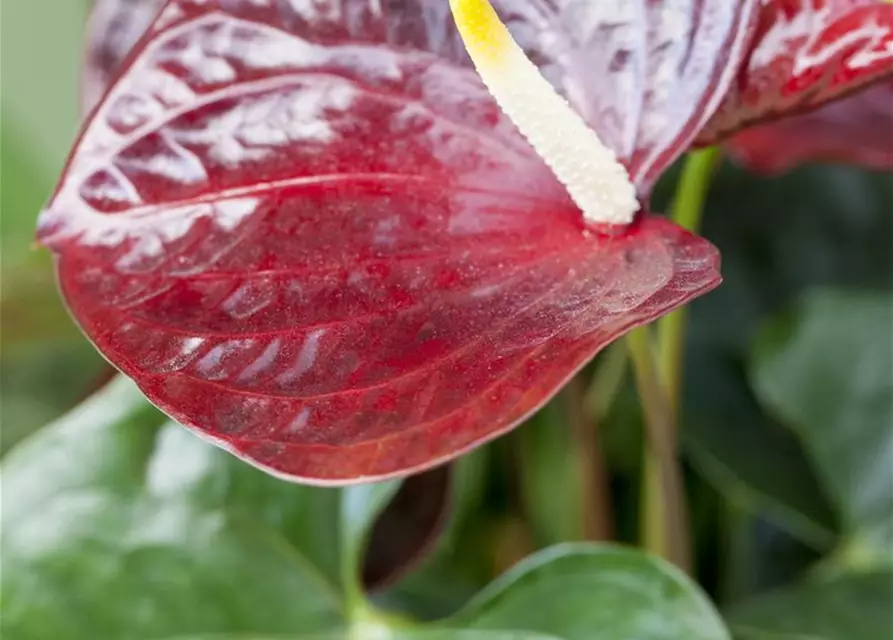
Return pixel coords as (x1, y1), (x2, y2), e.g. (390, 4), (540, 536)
(41, 0), (890, 484)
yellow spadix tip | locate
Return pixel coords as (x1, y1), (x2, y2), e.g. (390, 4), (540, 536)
(449, 0), (639, 226)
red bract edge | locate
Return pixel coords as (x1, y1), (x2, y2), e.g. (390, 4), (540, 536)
(81, 0), (166, 115)
(726, 80), (893, 173)
(699, 0), (893, 145)
(41, 0), (722, 483)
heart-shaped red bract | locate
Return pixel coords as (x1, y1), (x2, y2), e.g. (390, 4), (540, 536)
(699, 0), (893, 145)
(42, 0), (731, 483)
(726, 80), (893, 173)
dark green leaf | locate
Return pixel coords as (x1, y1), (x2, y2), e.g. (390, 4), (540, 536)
(716, 510), (823, 606)
(728, 571), (893, 640)
(683, 352), (837, 550)
(1, 377), (343, 639)
(447, 544), (730, 640)
(680, 163), (892, 550)
(0, 341), (108, 455)
(751, 289), (893, 562)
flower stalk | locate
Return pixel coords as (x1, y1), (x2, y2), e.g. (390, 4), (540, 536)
(564, 376), (613, 541)
(658, 147), (723, 407)
(633, 147), (721, 571)
(628, 326), (691, 570)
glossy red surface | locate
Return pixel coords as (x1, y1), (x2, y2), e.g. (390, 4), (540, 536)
(82, 1), (893, 175)
(726, 80), (893, 173)
(43, 1), (729, 483)
(699, 0), (893, 144)
(80, 0), (761, 192)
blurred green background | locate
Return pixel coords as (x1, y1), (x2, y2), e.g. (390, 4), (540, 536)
(2, 0), (108, 451)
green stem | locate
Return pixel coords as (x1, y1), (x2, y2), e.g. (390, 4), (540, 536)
(585, 342), (629, 422)
(348, 604), (414, 639)
(628, 328), (691, 571)
(630, 147), (721, 571)
(668, 147), (722, 232)
(342, 565), (365, 622)
(564, 376), (613, 541)
(657, 147), (722, 408)
(720, 498), (752, 604)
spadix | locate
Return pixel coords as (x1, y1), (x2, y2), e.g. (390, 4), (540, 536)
(449, 0), (639, 226)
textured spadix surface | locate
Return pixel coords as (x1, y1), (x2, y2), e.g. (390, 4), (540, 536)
(42, 0), (726, 483)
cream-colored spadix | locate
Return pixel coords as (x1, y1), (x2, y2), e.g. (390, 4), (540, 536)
(449, 0), (639, 225)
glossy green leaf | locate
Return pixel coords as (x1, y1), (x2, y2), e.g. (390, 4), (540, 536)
(682, 352), (837, 550)
(752, 290), (893, 562)
(447, 544), (730, 640)
(728, 571), (893, 640)
(1, 377), (343, 639)
(717, 511), (824, 605)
